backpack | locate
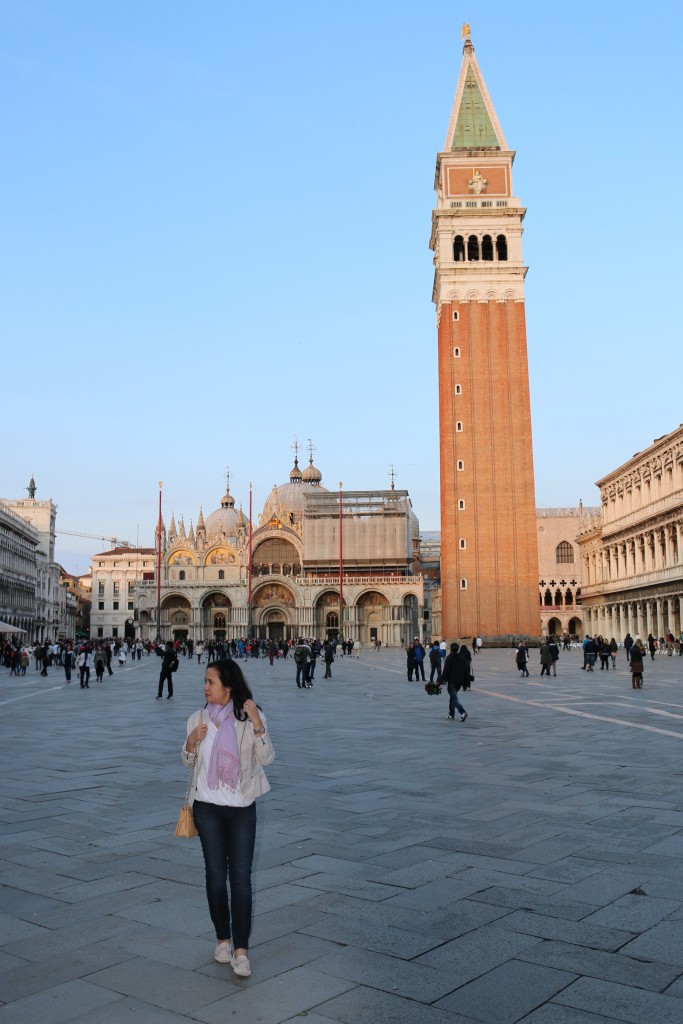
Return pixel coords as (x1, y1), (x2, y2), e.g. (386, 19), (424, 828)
(170, 656), (179, 672)
(294, 649), (303, 664)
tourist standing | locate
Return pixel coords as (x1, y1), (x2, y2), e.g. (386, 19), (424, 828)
(157, 641), (178, 700)
(630, 640), (645, 688)
(78, 647), (91, 688)
(63, 643), (74, 684)
(183, 659), (274, 978)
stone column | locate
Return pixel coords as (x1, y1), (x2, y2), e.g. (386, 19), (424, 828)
(656, 598), (664, 635)
(665, 526), (674, 567)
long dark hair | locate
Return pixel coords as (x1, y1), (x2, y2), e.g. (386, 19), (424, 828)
(205, 659), (253, 721)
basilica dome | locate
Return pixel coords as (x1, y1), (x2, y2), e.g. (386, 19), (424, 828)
(205, 490), (240, 538)
(261, 457), (327, 522)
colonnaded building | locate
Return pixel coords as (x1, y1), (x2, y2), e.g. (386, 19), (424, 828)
(431, 27), (539, 640)
(578, 425), (683, 640)
(90, 452), (424, 645)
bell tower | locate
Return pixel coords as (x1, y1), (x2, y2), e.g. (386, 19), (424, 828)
(431, 27), (539, 639)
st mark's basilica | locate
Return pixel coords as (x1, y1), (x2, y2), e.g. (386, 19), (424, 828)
(131, 448), (424, 646)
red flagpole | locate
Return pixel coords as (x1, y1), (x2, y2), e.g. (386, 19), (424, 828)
(339, 481), (343, 639)
(248, 482), (253, 636)
(156, 481), (163, 640)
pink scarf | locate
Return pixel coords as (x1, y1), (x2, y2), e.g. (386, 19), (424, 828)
(206, 701), (240, 791)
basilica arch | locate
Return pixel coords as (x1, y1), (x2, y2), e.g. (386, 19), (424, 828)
(252, 535), (302, 577)
(252, 580), (297, 641)
(355, 590), (390, 647)
(313, 589), (342, 639)
(161, 593), (192, 641)
(201, 591), (232, 640)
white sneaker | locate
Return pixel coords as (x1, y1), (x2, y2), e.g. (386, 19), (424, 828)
(214, 940), (232, 963)
(231, 952), (251, 977)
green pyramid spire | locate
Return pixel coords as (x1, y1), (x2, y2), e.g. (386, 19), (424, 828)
(451, 67), (501, 149)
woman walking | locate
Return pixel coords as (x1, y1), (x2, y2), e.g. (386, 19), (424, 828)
(515, 643), (530, 677)
(182, 660), (274, 977)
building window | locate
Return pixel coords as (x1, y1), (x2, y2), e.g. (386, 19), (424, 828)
(459, 538), (466, 549)
(456, 421), (463, 432)
(112, 627), (118, 637)
(556, 541), (574, 564)
(496, 234), (508, 260)
(113, 601), (119, 610)
(113, 583), (120, 596)
(460, 578), (467, 590)
(452, 310), (459, 321)
(457, 460), (464, 471)
(326, 612), (339, 628)
(98, 602), (104, 611)
(453, 236), (465, 262)
(98, 582), (104, 596)
(482, 234), (493, 261)
(179, 570), (185, 581)
(218, 569), (225, 580)
(98, 562), (104, 568)
(128, 602), (133, 610)
(455, 384), (462, 395)
(453, 347), (460, 357)
(97, 627), (103, 637)
(214, 613), (226, 629)
(128, 582), (134, 594)
(467, 235), (479, 261)
(458, 500), (465, 510)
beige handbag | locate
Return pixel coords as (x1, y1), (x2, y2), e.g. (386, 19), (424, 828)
(175, 740), (200, 838)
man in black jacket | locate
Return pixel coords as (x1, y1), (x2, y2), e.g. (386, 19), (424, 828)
(442, 643), (469, 722)
(157, 642), (178, 700)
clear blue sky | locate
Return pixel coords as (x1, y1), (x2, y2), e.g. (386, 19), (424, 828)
(2, 1), (682, 574)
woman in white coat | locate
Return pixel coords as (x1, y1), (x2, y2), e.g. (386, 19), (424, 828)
(182, 659), (274, 977)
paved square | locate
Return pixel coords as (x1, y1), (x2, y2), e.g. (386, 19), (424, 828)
(1, 646), (682, 1022)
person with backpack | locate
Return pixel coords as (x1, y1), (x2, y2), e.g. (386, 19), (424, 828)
(428, 642), (442, 683)
(157, 641), (179, 700)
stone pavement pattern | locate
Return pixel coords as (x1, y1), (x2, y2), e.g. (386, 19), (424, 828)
(1, 646), (682, 1023)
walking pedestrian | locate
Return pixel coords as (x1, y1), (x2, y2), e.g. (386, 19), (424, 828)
(443, 643), (469, 722)
(515, 643), (529, 677)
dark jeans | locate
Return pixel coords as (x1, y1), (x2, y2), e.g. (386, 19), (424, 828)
(193, 800), (256, 949)
(448, 689), (466, 717)
(429, 662), (441, 682)
(415, 661), (425, 680)
(295, 663), (309, 687)
(158, 669), (174, 697)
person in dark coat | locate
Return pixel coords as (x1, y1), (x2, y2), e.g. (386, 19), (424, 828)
(515, 643), (529, 677)
(323, 643), (334, 678)
(442, 643), (469, 722)
(157, 641), (178, 699)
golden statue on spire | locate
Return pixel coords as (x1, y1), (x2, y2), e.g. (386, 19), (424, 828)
(461, 22), (471, 41)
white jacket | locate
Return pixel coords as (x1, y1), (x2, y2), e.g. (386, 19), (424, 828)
(181, 708), (274, 806)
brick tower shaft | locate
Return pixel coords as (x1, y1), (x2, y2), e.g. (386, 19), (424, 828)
(431, 29), (540, 639)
